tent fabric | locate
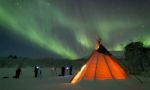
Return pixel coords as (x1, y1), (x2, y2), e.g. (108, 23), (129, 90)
(70, 44), (127, 84)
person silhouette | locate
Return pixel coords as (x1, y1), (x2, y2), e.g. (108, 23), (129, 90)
(38, 67), (42, 77)
(61, 66), (65, 76)
(69, 65), (73, 75)
(34, 66), (39, 78)
(14, 67), (22, 79)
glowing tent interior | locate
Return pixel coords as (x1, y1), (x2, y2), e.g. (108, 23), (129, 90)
(70, 39), (127, 84)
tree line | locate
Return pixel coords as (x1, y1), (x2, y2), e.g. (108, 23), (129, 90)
(125, 41), (150, 74)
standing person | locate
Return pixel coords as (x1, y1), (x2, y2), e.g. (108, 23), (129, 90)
(14, 67), (22, 79)
(50, 66), (56, 76)
(34, 66), (39, 78)
(69, 65), (73, 75)
(38, 67), (42, 78)
(61, 66), (65, 76)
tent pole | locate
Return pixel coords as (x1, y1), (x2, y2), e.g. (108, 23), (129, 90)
(103, 55), (114, 79)
(94, 53), (99, 80)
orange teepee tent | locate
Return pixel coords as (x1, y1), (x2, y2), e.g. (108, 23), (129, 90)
(70, 39), (127, 84)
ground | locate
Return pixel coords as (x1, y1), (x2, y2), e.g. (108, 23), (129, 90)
(0, 68), (150, 90)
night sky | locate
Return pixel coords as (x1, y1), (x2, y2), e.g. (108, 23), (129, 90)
(0, 0), (150, 59)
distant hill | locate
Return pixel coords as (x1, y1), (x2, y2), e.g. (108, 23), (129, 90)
(0, 57), (86, 68)
(0, 51), (125, 68)
(110, 51), (124, 58)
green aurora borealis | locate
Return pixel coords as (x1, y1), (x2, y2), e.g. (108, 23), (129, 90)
(0, 0), (150, 59)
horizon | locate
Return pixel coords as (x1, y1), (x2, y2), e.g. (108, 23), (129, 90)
(0, 50), (125, 60)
